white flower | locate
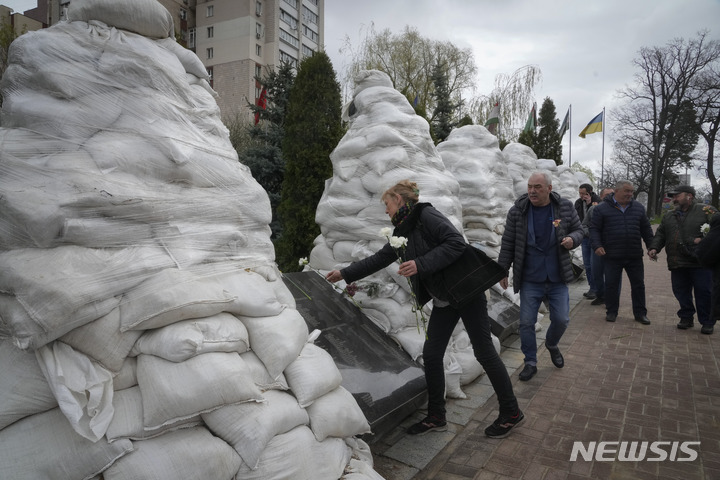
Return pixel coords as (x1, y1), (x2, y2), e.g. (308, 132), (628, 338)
(379, 227), (393, 239)
(701, 223), (710, 235)
(389, 236), (408, 249)
(298, 257), (308, 266)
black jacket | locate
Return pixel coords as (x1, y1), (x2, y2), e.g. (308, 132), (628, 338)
(340, 203), (467, 306)
(589, 194), (653, 259)
(574, 192), (601, 224)
(498, 191), (584, 293)
(696, 214), (720, 320)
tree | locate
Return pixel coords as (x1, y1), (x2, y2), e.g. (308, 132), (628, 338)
(0, 19), (21, 109)
(533, 97), (563, 164)
(471, 65), (542, 143)
(237, 62), (295, 239)
(342, 25), (476, 126)
(430, 61), (455, 143)
(614, 32), (720, 217)
(275, 52), (343, 272)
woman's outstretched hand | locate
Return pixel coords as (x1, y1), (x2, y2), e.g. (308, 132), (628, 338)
(325, 270), (343, 283)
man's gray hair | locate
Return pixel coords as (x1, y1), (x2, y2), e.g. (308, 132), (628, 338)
(615, 179), (634, 190)
(529, 170), (553, 186)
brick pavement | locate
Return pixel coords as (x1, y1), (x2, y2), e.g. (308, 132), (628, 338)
(372, 252), (720, 480)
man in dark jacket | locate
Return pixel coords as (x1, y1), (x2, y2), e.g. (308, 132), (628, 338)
(498, 171), (584, 382)
(574, 184), (601, 299)
(696, 214), (720, 335)
(589, 180), (654, 324)
(649, 185), (718, 334)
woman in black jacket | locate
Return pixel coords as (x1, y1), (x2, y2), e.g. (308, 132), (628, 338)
(326, 180), (523, 438)
(695, 213), (720, 334)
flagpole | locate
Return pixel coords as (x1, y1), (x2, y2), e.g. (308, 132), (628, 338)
(569, 104), (572, 167)
(601, 106), (605, 186)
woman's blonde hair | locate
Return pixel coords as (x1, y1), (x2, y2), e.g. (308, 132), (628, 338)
(382, 180), (419, 205)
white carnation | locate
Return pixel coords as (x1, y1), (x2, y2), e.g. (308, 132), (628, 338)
(379, 227), (393, 239)
(389, 236), (408, 249)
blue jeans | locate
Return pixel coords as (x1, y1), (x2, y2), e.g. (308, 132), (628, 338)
(519, 281), (570, 366)
(581, 238), (596, 292)
(423, 295), (519, 418)
(671, 267), (713, 325)
(604, 257), (646, 317)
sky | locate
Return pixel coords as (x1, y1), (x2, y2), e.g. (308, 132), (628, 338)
(323, 0), (720, 191)
(4, 0), (719, 190)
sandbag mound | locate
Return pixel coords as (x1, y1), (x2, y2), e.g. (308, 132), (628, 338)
(0, 1), (375, 478)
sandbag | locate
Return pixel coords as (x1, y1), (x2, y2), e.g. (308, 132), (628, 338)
(67, 0), (174, 39)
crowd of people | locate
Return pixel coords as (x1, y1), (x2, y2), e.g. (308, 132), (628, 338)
(327, 174), (718, 440)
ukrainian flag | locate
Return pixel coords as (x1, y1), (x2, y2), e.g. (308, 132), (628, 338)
(579, 111), (603, 138)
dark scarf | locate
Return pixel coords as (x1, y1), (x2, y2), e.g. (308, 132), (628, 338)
(392, 202), (429, 238)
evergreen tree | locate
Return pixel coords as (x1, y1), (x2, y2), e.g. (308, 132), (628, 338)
(237, 62), (295, 238)
(534, 97), (563, 164)
(430, 61), (454, 143)
(275, 52), (342, 272)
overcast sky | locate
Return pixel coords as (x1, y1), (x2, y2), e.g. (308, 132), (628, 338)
(4, 0), (719, 188)
(324, 0), (720, 189)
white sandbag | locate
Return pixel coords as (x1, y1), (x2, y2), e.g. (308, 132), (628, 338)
(0, 408), (133, 480)
(234, 425), (351, 480)
(119, 267), (236, 331)
(306, 386), (371, 441)
(454, 348), (484, 386)
(36, 341), (114, 442)
(156, 37), (209, 79)
(112, 356), (137, 391)
(390, 326), (426, 362)
(239, 308), (309, 380)
(241, 351), (290, 391)
(443, 353), (466, 400)
(67, 0), (174, 39)
(131, 312), (250, 362)
(60, 307), (142, 372)
(0, 339), (57, 430)
(106, 386), (201, 442)
(284, 343), (343, 408)
(103, 426), (242, 480)
(137, 352), (263, 430)
(342, 458), (386, 480)
(0, 245), (173, 348)
(203, 389), (309, 470)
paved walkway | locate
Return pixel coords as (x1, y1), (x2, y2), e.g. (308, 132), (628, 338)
(370, 252), (720, 480)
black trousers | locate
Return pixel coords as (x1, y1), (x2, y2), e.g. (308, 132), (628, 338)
(422, 294), (519, 418)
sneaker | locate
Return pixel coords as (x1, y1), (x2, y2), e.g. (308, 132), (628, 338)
(591, 297), (605, 305)
(519, 364), (537, 381)
(701, 325), (714, 335)
(677, 318), (694, 329)
(406, 415), (447, 435)
(485, 410), (525, 438)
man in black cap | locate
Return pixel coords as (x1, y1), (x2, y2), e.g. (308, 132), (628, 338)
(648, 185), (718, 334)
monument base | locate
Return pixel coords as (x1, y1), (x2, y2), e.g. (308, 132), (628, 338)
(282, 272), (427, 442)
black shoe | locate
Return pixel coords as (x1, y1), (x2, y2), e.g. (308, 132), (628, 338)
(519, 364), (537, 381)
(546, 345), (564, 368)
(485, 410), (525, 438)
(635, 315), (651, 325)
(583, 290), (596, 299)
(606, 313), (617, 322)
(406, 415), (447, 435)
(701, 325), (714, 335)
(677, 318), (694, 329)
(591, 297), (605, 305)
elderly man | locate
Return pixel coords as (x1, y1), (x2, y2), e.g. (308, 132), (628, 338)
(498, 171), (584, 381)
(648, 185), (718, 334)
(590, 180), (654, 324)
(575, 183), (601, 299)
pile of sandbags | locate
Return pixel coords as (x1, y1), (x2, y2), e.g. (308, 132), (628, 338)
(310, 70), (498, 399)
(0, 1), (377, 479)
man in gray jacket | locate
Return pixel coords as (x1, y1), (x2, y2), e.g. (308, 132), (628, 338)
(498, 171), (584, 381)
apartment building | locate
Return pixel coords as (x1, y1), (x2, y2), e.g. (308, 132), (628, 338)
(4, 0), (324, 120)
(193, 0), (324, 119)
